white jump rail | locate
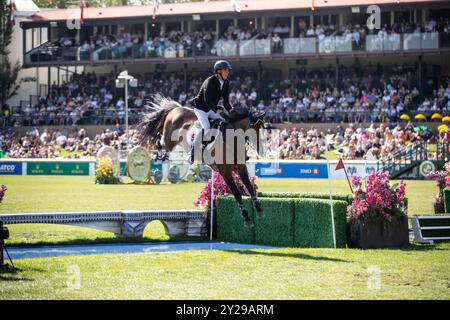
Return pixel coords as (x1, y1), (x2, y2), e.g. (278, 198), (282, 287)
(0, 210), (207, 238)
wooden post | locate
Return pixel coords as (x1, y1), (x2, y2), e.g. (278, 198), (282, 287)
(47, 67), (51, 96)
(144, 22), (148, 41)
(335, 57), (339, 87)
(22, 26), (26, 58)
(184, 63), (188, 92)
(418, 55), (422, 93)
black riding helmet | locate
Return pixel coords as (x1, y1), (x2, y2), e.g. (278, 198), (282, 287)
(214, 60), (232, 72)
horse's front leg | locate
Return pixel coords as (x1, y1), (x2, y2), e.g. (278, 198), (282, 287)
(218, 168), (254, 228)
(236, 164), (264, 219)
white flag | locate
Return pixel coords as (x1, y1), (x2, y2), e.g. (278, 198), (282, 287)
(231, 0), (241, 13)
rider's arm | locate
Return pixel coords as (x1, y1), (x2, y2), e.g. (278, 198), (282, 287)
(203, 77), (218, 111)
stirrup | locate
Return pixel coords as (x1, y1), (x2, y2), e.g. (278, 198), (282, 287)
(190, 139), (209, 164)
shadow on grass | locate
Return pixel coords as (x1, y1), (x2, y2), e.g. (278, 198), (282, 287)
(6, 235), (209, 248)
(377, 242), (449, 252)
(224, 249), (350, 262)
(0, 275), (34, 282)
(0, 265), (44, 282)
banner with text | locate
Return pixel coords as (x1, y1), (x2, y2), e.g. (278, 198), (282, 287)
(255, 162), (328, 179)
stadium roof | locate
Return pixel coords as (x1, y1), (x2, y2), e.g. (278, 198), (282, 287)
(22, 0), (446, 25)
(15, 0), (40, 17)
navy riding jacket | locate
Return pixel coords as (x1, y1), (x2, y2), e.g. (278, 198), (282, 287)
(189, 74), (232, 113)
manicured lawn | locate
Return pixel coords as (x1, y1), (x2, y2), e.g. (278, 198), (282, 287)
(0, 176), (448, 300)
(0, 176), (437, 246)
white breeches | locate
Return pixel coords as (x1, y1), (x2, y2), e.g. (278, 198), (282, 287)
(193, 108), (225, 130)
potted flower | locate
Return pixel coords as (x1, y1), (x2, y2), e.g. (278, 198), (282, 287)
(194, 171), (257, 238)
(426, 163), (450, 214)
(347, 172), (409, 249)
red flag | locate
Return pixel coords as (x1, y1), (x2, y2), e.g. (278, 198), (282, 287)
(10, 1), (17, 26)
(80, 0), (85, 25)
(335, 158), (345, 171)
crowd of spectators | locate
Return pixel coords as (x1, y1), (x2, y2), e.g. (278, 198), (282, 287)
(264, 122), (435, 161)
(0, 125), (141, 159)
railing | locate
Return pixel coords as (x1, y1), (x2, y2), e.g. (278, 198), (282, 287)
(24, 32), (449, 65)
(8, 108), (450, 128)
(377, 141), (428, 177)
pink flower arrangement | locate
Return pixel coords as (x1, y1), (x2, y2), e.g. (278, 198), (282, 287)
(0, 185), (7, 204)
(194, 171), (257, 209)
(347, 172), (407, 222)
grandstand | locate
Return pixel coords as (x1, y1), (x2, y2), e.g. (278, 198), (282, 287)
(1, 0), (450, 163)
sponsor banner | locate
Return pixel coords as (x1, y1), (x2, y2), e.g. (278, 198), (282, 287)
(255, 162), (328, 179)
(27, 162), (90, 176)
(0, 162), (23, 175)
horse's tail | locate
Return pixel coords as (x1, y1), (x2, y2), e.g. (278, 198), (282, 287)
(136, 96), (182, 147)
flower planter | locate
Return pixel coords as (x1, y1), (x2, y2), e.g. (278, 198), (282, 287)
(347, 215), (409, 249)
(205, 206), (217, 239)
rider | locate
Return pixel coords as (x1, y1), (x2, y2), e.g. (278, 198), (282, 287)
(189, 60), (234, 162)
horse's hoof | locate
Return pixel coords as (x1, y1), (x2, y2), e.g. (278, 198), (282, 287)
(256, 211), (265, 219)
(243, 219), (254, 228)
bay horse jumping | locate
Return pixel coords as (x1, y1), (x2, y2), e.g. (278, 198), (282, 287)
(135, 97), (266, 227)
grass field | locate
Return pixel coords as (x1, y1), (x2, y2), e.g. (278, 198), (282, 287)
(0, 176), (449, 300)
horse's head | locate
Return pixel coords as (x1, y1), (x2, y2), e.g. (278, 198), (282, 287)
(226, 107), (266, 131)
(249, 110), (266, 132)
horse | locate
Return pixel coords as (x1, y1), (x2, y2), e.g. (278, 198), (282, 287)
(135, 97), (266, 227)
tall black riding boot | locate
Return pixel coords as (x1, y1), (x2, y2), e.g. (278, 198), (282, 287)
(191, 129), (205, 164)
